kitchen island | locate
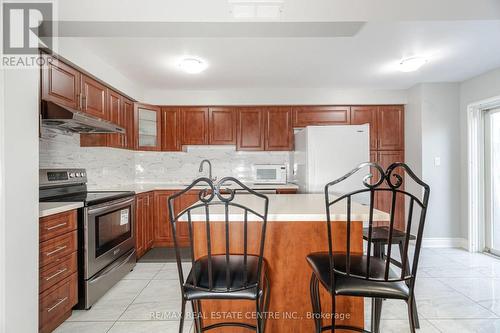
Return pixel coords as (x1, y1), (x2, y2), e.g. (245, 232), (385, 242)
(186, 193), (389, 333)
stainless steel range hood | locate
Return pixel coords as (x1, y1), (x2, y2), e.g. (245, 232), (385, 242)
(41, 100), (125, 134)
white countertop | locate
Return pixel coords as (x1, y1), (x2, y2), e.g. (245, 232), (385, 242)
(39, 202), (83, 218)
(184, 193), (389, 222)
(88, 182), (299, 194)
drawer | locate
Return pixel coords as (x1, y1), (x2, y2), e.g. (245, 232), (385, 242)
(39, 231), (77, 268)
(40, 210), (77, 242)
(39, 252), (77, 294)
(39, 272), (77, 332)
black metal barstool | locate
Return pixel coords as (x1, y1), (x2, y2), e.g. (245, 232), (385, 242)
(306, 162), (430, 333)
(363, 227), (419, 331)
(168, 177), (271, 333)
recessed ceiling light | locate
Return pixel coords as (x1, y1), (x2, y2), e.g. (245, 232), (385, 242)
(178, 57), (207, 74)
(399, 56), (428, 72)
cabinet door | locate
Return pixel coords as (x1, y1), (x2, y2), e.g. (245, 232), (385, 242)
(153, 191), (175, 245)
(182, 107), (209, 145)
(237, 107), (266, 151)
(161, 107), (182, 151)
(41, 54), (81, 110)
(135, 194), (146, 258)
(209, 107), (236, 145)
(375, 150), (405, 230)
(122, 98), (135, 150)
(265, 107), (293, 151)
(81, 75), (108, 120)
(377, 106), (404, 150)
(136, 104), (162, 151)
(107, 90), (123, 148)
(292, 106), (350, 127)
(146, 193), (155, 250)
(351, 106), (378, 150)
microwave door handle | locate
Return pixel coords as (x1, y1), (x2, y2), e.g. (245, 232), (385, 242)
(87, 196), (135, 215)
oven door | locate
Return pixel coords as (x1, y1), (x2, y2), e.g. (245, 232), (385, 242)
(84, 196), (135, 279)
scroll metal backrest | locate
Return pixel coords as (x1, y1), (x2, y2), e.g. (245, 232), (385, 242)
(324, 162), (430, 284)
(168, 177), (269, 293)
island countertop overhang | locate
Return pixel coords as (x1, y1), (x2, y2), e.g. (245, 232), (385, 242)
(183, 193), (390, 222)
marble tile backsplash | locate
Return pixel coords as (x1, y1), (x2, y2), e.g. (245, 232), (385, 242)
(40, 131), (290, 188)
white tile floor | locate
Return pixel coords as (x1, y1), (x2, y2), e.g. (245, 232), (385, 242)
(55, 248), (500, 333)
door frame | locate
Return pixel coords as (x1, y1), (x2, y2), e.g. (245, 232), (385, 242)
(467, 95), (500, 252)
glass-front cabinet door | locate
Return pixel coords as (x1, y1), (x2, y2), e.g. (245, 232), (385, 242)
(136, 104), (161, 150)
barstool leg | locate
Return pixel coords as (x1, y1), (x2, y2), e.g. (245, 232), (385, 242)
(371, 298), (382, 333)
(192, 300), (203, 333)
(179, 298), (186, 333)
(399, 241), (420, 329)
(309, 274), (322, 333)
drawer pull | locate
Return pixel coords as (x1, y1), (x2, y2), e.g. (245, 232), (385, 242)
(47, 297), (68, 312)
(45, 268), (68, 281)
(45, 245), (67, 256)
(46, 222), (67, 231)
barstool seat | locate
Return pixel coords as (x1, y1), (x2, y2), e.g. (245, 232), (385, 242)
(184, 254), (264, 300)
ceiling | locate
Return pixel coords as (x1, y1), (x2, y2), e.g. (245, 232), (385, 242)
(63, 20), (500, 91)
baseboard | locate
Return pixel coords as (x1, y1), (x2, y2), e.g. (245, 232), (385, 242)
(420, 237), (468, 249)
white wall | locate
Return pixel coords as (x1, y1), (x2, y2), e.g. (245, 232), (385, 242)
(1, 68), (40, 333)
(405, 83), (461, 243)
(459, 67), (500, 243)
(143, 88), (408, 106)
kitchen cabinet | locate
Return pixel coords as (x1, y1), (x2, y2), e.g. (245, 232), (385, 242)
(153, 191), (175, 246)
(181, 107), (209, 145)
(377, 105), (404, 150)
(209, 107), (236, 145)
(81, 75), (108, 120)
(292, 106), (351, 127)
(107, 90), (124, 148)
(122, 98), (135, 149)
(265, 107), (293, 151)
(161, 107), (182, 151)
(41, 54), (81, 110)
(351, 106), (378, 150)
(135, 192), (154, 259)
(237, 107), (266, 151)
(136, 103), (162, 151)
(39, 210), (78, 333)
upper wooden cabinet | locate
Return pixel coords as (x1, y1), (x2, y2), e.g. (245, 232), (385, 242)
(292, 106), (351, 127)
(351, 106), (378, 150)
(136, 103), (162, 151)
(237, 107), (266, 151)
(209, 107), (236, 145)
(181, 107), (209, 145)
(122, 98), (135, 149)
(41, 54), (81, 110)
(377, 105), (404, 150)
(265, 107), (293, 151)
(107, 90), (123, 148)
(81, 75), (108, 120)
(161, 107), (182, 151)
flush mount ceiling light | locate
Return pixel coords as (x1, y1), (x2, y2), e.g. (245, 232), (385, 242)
(229, 0), (284, 19)
(399, 56), (428, 72)
(178, 57), (207, 74)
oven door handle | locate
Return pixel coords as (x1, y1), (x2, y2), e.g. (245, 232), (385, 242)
(87, 196), (135, 215)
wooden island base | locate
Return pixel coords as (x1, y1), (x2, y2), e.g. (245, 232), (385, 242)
(192, 221), (364, 333)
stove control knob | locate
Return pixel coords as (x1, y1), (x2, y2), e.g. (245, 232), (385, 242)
(69, 172), (75, 178)
(76, 172), (81, 177)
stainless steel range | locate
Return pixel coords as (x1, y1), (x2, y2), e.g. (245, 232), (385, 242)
(39, 168), (136, 309)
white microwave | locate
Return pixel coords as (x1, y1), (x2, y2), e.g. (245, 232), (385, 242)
(253, 164), (287, 184)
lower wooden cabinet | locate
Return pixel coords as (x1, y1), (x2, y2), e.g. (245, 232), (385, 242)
(135, 192), (154, 259)
(39, 210), (78, 333)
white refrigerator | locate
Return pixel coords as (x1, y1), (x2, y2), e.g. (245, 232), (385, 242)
(291, 125), (370, 195)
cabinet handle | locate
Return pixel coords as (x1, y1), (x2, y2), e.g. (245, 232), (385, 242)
(45, 245), (67, 256)
(45, 268), (68, 281)
(77, 94), (81, 109)
(46, 222), (67, 231)
(83, 95), (88, 110)
(47, 297), (68, 312)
